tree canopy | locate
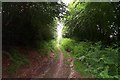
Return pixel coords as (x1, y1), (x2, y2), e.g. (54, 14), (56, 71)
(64, 2), (120, 45)
(2, 2), (66, 47)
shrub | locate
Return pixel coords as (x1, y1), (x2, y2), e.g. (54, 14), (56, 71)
(61, 38), (119, 78)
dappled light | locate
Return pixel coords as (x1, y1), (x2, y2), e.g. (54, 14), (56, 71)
(61, 0), (73, 6)
(2, 1), (119, 79)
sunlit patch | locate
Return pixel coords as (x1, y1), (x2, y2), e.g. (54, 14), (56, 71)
(57, 21), (63, 46)
(62, 0), (72, 5)
(110, 35), (113, 38)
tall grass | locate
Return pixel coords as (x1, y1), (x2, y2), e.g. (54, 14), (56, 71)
(61, 38), (119, 78)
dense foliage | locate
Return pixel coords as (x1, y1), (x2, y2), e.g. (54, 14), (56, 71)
(2, 2), (119, 78)
(61, 38), (119, 78)
(2, 2), (66, 47)
(2, 2), (66, 75)
(63, 2), (119, 78)
(64, 2), (120, 44)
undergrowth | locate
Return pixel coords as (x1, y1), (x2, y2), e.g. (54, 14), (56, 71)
(36, 40), (59, 61)
(61, 38), (119, 78)
(6, 40), (58, 75)
(37, 40), (58, 55)
(6, 48), (29, 75)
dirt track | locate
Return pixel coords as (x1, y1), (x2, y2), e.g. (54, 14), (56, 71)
(2, 48), (81, 78)
(40, 48), (80, 78)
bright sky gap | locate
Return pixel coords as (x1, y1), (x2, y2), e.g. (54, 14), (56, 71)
(57, 21), (63, 45)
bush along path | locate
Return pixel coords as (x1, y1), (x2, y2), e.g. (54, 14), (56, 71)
(2, 2), (119, 79)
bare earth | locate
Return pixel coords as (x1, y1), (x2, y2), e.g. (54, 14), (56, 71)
(2, 48), (81, 78)
(40, 48), (81, 78)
